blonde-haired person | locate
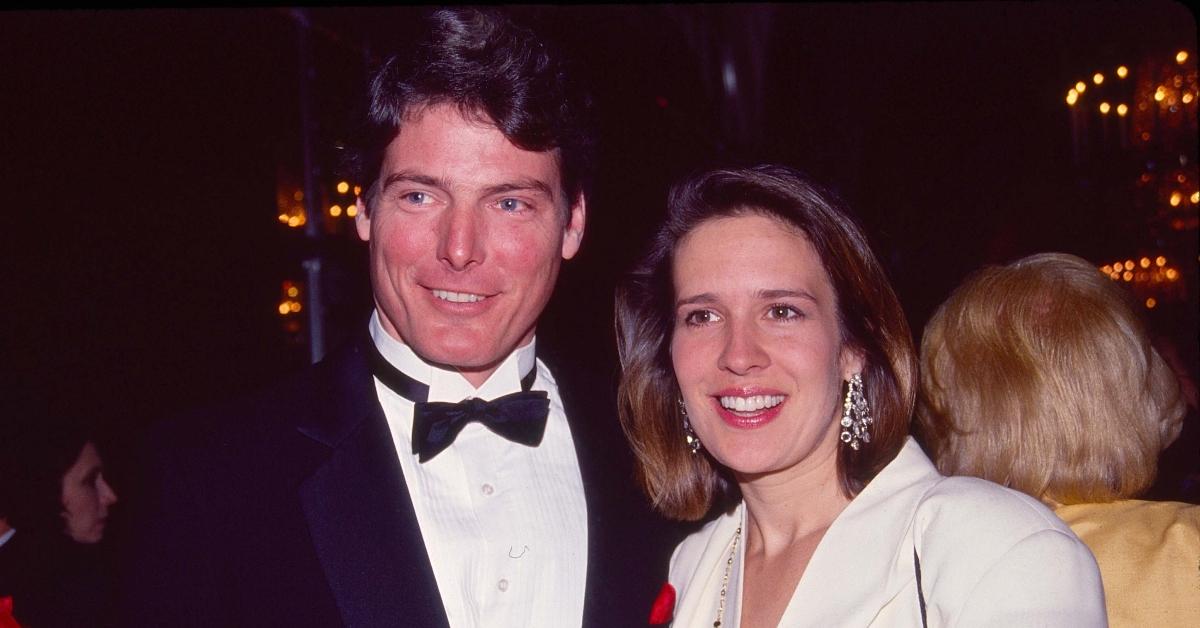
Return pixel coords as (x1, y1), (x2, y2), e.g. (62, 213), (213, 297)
(917, 252), (1199, 628)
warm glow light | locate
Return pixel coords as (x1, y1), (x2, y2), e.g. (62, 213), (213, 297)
(287, 286), (299, 298)
(1155, 89), (1166, 102)
(1075, 81), (1087, 93)
(1139, 257), (1151, 268)
(353, 185), (362, 196)
(1156, 256), (1167, 267)
(329, 205), (342, 217)
(1178, 174), (1188, 183)
(1093, 72), (1104, 85)
(1110, 272), (1121, 281)
(1192, 191), (1199, 204)
(1170, 192), (1183, 206)
(1099, 102), (1111, 114)
(337, 181), (350, 194)
(1123, 271), (1133, 281)
(1184, 93), (1195, 104)
(289, 301), (302, 313)
(1117, 103), (1128, 116)
(1101, 265), (1113, 274)
(293, 190), (304, 201)
(1124, 260), (1135, 271)
(1141, 132), (1152, 141)
(287, 216), (300, 227)
(1116, 65), (1128, 78)
(1146, 298), (1157, 309)
(278, 303), (290, 315)
(347, 205), (358, 218)
(1177, 51), (1189, 64)
(278, 213), (289, 223)
(1066, 89), (1079, 105)
(1166, 269), (1179, 280)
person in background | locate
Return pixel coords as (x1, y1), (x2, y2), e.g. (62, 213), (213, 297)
(917, 251), (1198, 628)
(0, 410), (119, 628)
(616, 165), (1105, 626)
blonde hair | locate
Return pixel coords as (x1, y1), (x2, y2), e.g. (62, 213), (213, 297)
(916, 253), (1185, 504)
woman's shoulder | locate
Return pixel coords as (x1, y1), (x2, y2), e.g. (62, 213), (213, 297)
(914, 474), (1076, 541)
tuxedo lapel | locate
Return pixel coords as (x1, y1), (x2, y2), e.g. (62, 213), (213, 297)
(296, 339), (450, 628)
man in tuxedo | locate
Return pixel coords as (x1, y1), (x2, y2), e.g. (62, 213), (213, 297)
(118, 7), (677, 627)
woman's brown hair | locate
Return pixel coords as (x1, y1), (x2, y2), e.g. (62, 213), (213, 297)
(616, 165), (917, 521)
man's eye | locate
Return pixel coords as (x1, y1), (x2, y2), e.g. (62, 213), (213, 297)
(498, 198), (527, 212)
(402, 191), (430, 204)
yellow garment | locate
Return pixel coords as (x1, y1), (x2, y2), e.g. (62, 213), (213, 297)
(1055, 500), (1200, 628)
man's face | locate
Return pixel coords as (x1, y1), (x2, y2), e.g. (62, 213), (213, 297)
(356, 103), (585, 387)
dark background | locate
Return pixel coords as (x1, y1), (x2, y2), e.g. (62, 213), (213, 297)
(2, 4), (1197, 497)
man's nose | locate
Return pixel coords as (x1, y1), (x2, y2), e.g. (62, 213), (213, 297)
(437, 205), (485, 271)
(717, 320), (770, 375)
(99, 476), (118, 507)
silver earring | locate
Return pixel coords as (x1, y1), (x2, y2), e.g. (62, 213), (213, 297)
(679, 398), (701, 455)
(840, 373), (872, 451)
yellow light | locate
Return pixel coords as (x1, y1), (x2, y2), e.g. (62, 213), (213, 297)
(329, 205), (342, 217)
(1156, 256), (1167, 267)
(278, 213), (289, 223)
(1110, 272), (1121, 281)
(1116, 65), (1128, 78)
(1192, 191), (1199, 204)
(1093, 72), (1104, 85)
(1166, 269), (1179, 280)
(1124, 260), (1135, 271)
(337, 181), (350, 194)
(1146, 298), (1157, 309)
(1170, 192), (1182, 206)
(353, 185), (362, 196)
(1155, 90), (1166, 102)
(1117, 103), (1128, 116)
(278, 303), (290, 315)
(1123, 271), (1133, 281)
(287, 286), (299, 298)
(1184, 93), (1195, 104)
(293, 190), (304, 201)
(287, 216), (300, 227)
(1140, 257), (1151, 268)
(1075, 81), (1087, 93)
(289, 301), (302, 313)
(1066, 89), (1079, 105)
(1099, 102), (1111, 114)
(1101, 265), (1113, 274)
(347, 205), (358, 218)
(1177, 51), (1189, 64)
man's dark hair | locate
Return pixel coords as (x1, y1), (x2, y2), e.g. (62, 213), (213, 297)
(345, 7), (595, 208)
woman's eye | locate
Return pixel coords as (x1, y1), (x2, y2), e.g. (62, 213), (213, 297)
(768, 305), (800, 320)
(683, 310), (720, 326)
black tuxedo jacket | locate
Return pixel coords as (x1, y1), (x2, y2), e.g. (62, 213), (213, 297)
(117, 336), (680, 627)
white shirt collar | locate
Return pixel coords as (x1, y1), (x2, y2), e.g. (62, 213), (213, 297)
(368, 310), (538, 403)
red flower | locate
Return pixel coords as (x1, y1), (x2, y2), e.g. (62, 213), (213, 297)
(648, 582), (676, 625)
(0, 596), (22, 628)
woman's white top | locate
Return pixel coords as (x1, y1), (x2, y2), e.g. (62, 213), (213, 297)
(667, 438), (1107, 627)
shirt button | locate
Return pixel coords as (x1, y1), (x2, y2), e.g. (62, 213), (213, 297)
(497, 578), (509, 592)
(481, 483), (494, 496)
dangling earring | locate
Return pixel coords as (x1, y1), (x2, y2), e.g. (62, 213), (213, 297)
(679, 398), (701, 455)
(840, 373), (873, 451)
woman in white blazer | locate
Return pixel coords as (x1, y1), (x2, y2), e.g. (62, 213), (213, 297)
(615, 165), (1106, 627)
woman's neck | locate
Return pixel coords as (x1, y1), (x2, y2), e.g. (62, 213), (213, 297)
(738, 440), (850, 556)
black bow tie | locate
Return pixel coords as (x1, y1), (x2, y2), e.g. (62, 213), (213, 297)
(367, 342), (550, 463)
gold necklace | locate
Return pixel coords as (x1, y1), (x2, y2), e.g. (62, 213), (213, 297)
(714, 523), (742, 627)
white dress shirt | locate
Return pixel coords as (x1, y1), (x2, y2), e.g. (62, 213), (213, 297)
(668, 438), (1107, 627)
(369, 312), (588, 628)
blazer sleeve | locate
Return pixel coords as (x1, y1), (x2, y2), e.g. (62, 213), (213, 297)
(951, 528), (1108, 627)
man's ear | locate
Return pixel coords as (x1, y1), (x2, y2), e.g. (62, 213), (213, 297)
(354, 197), (370, 242)
(561, 193), (586, 260)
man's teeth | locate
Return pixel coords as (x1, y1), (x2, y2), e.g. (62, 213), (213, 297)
(719, 395), (785, 412)
(432, 289), (486, 303)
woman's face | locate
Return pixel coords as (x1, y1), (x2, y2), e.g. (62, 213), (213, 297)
(670, 213), (861, 479)
(60, 441), (118, 543)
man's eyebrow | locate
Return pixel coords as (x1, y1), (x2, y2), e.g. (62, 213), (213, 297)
(480, 178), (556, 200)
(379, 170), (448, 191)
